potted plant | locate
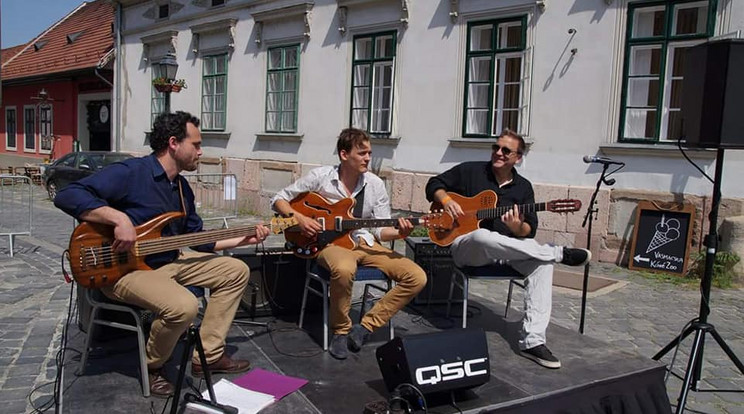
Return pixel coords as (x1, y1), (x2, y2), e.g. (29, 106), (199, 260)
(152, 77), (188, 93)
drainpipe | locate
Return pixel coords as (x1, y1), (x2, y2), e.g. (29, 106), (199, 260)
(113, 1), (123, 152)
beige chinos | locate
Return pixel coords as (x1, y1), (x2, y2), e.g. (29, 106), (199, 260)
(101, 251), (249, 368)
(317, 242), (426, 335)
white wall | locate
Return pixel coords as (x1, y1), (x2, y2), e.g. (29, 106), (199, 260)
(118, 0), (744, 198)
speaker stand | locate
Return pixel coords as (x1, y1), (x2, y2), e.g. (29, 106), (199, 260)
(652, 148), (744, 413)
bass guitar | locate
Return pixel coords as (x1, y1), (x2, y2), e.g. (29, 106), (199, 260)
(427, 190), (581, 246)
(285, 192), (452, 258)
(68, 212), (297, 288)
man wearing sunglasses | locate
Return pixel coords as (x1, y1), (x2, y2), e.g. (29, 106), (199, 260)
(425, 129), (590, 369)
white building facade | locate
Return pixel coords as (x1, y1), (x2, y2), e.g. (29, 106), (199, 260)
(112, 0), (744, 265)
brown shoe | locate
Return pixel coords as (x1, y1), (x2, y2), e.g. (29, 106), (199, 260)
(147, 368), (175, 398)
(191, 354), (251, 377)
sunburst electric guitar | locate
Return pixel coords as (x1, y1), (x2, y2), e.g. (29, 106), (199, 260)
(68, 213), (298, 288)
(427, 190), (582, 246)
(284, 192), (453, 258)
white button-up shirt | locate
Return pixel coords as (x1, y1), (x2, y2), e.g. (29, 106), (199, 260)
(270, 165), (390, 246)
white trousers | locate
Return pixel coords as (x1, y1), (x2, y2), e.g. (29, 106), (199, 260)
(450, 229), (563, 350)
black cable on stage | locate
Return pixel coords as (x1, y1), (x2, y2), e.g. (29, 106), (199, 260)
(263, 320), (324, 358)
(394, 383), (428, 413)
(450, 391), (463, 414)
(29, 251), (78, 413)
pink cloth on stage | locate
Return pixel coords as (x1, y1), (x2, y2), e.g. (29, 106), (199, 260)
(232, 368), (308, 401)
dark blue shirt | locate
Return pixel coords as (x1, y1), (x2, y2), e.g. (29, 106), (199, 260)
(54, 154), (215, 268)
(425, 161), (538, 239)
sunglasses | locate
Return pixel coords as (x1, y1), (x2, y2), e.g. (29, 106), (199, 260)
(491, 144), (522, 157)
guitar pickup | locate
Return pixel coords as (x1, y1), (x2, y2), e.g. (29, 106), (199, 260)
(334, 216), (343, 231)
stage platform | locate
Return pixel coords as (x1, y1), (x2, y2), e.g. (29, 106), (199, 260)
(61, 292), (672, 413)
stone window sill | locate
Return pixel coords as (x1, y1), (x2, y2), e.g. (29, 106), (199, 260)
(256, 133), (303, 142)
(370, 136), (400, 146)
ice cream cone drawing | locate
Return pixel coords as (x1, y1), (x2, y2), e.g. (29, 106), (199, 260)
(646, 214), (681, 253)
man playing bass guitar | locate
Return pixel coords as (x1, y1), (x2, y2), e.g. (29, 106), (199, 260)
(425, 129), (591, 370)
(55, 112), (270, 397)
(271, 128), (426, 360)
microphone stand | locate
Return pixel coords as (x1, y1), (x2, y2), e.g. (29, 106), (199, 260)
(579, 163), (616, 334)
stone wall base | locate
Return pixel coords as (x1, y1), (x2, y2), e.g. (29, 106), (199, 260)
(214, 158), (744, 280)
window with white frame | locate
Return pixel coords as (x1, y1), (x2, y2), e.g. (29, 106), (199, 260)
(350, 31), (396, 135)
(266, 44), (300, 133)
(24, 106), (36, 152)
(151, 64), (167, 127)
(463, 16), (528, 137)
(6, 107), (17, 150)
(620, 0), (716, 142)
(39, 105), (53, 153)
(201, 53), (228, 131)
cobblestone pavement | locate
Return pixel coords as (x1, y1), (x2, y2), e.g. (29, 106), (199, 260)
(1, 186), (743, 413)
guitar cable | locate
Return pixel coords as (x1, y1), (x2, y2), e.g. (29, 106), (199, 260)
(28, 250), (79, 413)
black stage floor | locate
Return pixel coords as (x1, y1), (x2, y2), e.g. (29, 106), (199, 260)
(61, 293), (672, 413)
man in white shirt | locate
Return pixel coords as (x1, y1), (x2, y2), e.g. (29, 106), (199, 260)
(271, 128), (426, 360)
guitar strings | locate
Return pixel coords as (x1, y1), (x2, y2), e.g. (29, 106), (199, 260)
(80, 226), (260, 266)
(476, 202), (548, 219)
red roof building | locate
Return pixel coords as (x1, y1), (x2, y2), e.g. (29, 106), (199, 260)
(1, 0), (114, 166)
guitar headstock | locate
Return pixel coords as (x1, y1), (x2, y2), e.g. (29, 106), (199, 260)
(270, 216), (299, 234)
(422, 210), (454, 231)
(546, 199), (582, 214)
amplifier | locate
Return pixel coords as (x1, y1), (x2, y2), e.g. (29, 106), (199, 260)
(228, 246), (309, 316)
(405, 237), (452, 258)
(376, 328), (490, 395)
(405, 237), (462, 304)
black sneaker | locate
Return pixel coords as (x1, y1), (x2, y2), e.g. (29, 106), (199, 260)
(329, 334), (348, 360)
(348, 324), (371, 353)
(560, 248), (591, 266)
(520, 344), (561, 369)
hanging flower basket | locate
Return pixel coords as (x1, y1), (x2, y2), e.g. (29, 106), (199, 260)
(154, 83), (173, 93)
(152, 78), (187, 93)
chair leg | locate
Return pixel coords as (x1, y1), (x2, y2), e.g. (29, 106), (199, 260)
(387, 280), (394, 340)
(462, 277), (469, 329)
(446, 271), (457, 318)
(79, 306), (99, 375)
(322, 280), (329, 351)
(360, 284), (371, 322)
(505, 279), (515, 318)
(134, 316), (150, 397)
(299, 274), (311, 329)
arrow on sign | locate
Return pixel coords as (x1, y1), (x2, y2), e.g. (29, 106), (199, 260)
(634, 254), (649, 263)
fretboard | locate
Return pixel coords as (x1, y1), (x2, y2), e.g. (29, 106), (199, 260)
(136, 226), (258, 256)
(475, 203), (547, 220)
(340, 217), (422, 231)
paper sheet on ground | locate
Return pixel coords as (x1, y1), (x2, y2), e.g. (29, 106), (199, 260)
(200, 378), (274, 414)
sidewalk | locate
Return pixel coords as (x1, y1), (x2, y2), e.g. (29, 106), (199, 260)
(1, 188), (743, 413)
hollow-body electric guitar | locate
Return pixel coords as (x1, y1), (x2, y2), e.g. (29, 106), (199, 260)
(284, 192), (452, 258)
(68, 212), (297, 288)
(427, 190), (582, 246)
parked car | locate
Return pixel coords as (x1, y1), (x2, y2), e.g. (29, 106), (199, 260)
(42, 151), (134, 200)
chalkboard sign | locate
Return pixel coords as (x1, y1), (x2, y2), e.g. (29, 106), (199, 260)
(629, 201), (695, 275)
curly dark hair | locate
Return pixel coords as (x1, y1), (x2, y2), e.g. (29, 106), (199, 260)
(150, 111), (200, 153)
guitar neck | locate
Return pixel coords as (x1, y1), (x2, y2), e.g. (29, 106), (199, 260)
(136, 226), (258, 256)
(476, 203), (547, 220)
(340, 217), (422, 231)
